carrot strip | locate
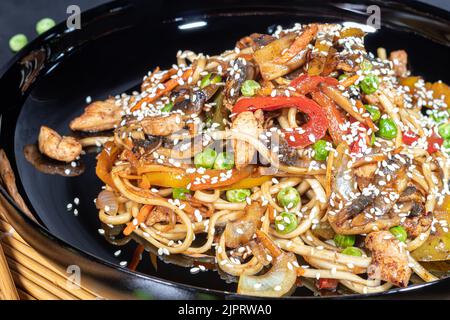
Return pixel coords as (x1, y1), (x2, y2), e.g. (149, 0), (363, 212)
(123, 204), (154, 236)
(128, 244), (145, 271)
(131, 69), (193, 111)
(340, 74), (359, 88)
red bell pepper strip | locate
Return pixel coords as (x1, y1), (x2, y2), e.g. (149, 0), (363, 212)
(348, 117), (371, 155)
(232, 96), (328, 148)
(310, 91), (346, 145)
(289, 75), (338, 95)
(402, 130), (419, 146)
(427, 133), (443, 154)
(316, 278), (339, 291)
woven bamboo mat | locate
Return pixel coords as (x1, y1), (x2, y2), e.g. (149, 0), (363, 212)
(0, 149), (103, 300)
(0, 206), (102, 300)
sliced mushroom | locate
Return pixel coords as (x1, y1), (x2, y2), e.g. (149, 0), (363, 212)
(70, 99), (122, 132)
(329, 154), (411, 234)
(224, 58), (256, 108)
(224, 202), (265, 248)
(38, 126), (82, 162)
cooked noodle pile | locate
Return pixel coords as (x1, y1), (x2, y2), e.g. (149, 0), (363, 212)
(81, 23), (450, 296)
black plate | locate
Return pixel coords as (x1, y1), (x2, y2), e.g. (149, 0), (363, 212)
(1, 0), (450, 299)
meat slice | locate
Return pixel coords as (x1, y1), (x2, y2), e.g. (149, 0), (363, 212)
(70, 99), (122, 132)
(140, 114), (185, 136)
(38, 126), (82, 162)
(231, 110), (263, 170)
(365, 231), (412, 287)
(354, 163), (377, 190)
(389, 50), (408, 77)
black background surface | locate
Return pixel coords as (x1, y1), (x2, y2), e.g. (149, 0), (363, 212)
(0, 0), (449, 67)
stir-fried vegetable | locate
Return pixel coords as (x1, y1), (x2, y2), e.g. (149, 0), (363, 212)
(389, 226), (407, 242)
(377, 117), (398, 140)
(96, 142), (119, 189)
(194, 148), (217, 169)
(412, 196), (450, 261)
(172, 187), (191, 200)
(241, 80), (261, 96)
(237, 230), (298, 297)
(312, 139), (329, 161)
(333, 234), (356, 248)
(289, 74), (338, 95)
(275, 212), (298, 234)
(213, 152), (234, 170)
(226, 189), (251, 203)
(277, 187), (300, 208)
(342, 247), (363, 257)
(365, 104), (381, 122)
(359, 74), (380, 94)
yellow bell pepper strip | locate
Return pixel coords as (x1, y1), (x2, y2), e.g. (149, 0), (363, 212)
(232, 96), (328, 148)
(220, 175), (272, 190)
(96, 141), (120, 189)
(143, 171), (190, 188)
(189, 166), (253, 191)
(141, 166), (255, 190)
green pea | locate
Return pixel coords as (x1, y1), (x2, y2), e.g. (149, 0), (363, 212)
(9, 34), (28, 52)
(342, 247), (363, 257)
(200, 73), (222, 89)
(360, 59), (373, 72)
(364, 104), (381, 122)
(378, 117), (398, 140)
(226, 189), (251, 203)
(334, 234), (356, 248)
(359, 74), (379, 94)
(389, 226), (407, 242)
(312, 139), (329, 161)
(277, 187), (300, 208)
(161, 102), (174, 113)
(194, 148), (217, 169)
(172, 187), (191, 200)
(213, 152), (234, 170)
(241, 80), (261, 96)
(429, 109), (449, 124)
(443, 139), (450, 150)
(275, 212), (298, 234)
(36, 18), (56, 35)
(438, 123), (450, 139)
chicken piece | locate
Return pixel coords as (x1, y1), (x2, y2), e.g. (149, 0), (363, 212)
(140, 114), (185, 136)
(145, 206), (172, 226)
(354, 163), (377, 190)
(70, 99), (122, 132)
(231, 110), (263, 170)
(365, 231), (412, 287)
(389, 50), (408, 77)
(38, 126), (82, 162)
